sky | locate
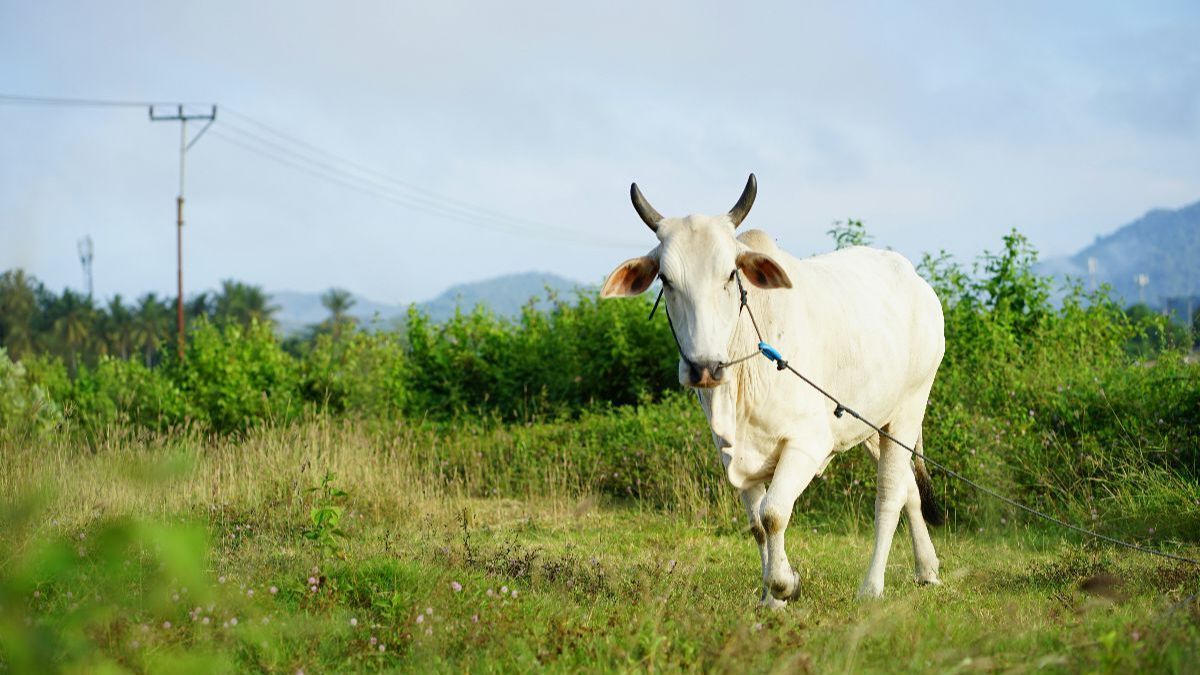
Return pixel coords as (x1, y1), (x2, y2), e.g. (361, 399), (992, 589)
(1, 0), (1198, 305)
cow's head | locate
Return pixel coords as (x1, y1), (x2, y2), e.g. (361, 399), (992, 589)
(600, 174), (792, 388)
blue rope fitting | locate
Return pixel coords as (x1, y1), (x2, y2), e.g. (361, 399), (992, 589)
(758, 341), (783, 363)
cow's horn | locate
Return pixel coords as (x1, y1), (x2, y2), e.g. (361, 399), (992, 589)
(631, 182), (663, 232)
(728, 173), (757, 228)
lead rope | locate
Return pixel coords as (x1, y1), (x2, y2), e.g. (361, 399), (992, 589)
(651, 272), (1200, 569)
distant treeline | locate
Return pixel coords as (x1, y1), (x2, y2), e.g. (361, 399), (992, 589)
(0, 275), (359, 373)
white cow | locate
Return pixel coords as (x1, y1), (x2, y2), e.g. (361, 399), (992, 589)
(600, 174), (946, 604)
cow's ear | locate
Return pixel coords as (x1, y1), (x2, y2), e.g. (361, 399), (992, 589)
(601, 256), (659, 297)
(737, 251), (792, 289)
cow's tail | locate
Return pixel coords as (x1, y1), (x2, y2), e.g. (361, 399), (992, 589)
(913, 434), (946, 526)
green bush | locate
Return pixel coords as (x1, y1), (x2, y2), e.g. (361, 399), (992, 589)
(0, 347), (62, 440)
(402, 291), (676, 421)
(171, 319), (300, 433)
(301, 331), (406, 417)
(68, 356), (187, 434)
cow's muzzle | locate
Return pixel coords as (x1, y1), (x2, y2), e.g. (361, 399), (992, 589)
(687, 361), (726, 388)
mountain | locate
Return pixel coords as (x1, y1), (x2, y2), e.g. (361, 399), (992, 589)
(272, 290), (408, 335)
(419, 271), (583, 321)
(272, 271), (585, 334)
(1038, 200), (1200, 307)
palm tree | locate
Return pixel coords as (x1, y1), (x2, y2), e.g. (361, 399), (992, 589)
(187, 292), (214, 323)
(0, 269), (39, 359)
(132, 293), (171, 367)
(52, 289), (94, 376)
(320, 288), (357, 341)
(214, 280), (278, 330)
(103, 294), (135, 360)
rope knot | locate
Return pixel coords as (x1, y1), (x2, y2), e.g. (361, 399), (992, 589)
(775, 360), (788, 371)
(834, 404), (846, 418)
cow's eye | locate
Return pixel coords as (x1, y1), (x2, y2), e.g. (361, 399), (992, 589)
(659, 274), (673, 290)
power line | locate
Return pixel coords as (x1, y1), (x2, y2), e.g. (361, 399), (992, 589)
(207, 126), (538, 237)
(209, 123), (635, 247)
(211, 117), (640, 247)
(223, 107), (610, 240)
(0, 93), (207, 109)
(0, 91), (645, 248)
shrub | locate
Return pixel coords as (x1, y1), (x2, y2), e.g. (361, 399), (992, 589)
(171, 319), (299, 433)
(402, 291), (677, 421)
(0, 347), (62, 440)
(301, 331), (406, 417)
(68, 356), (187, 433)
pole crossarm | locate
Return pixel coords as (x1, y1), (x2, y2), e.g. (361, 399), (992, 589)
(148, 104), (218, 121)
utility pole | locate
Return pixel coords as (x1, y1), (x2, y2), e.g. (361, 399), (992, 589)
(150, 104), (217, 359)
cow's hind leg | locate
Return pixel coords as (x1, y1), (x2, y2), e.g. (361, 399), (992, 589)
(859, 411), (937, 598)
(761, 443), (823, 602)
(907, 434), (941, 585)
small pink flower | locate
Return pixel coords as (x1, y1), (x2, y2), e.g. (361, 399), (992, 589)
(416, 614), (425, 624)
(310, 585), (318, 593)
(451, 581), (462, 592)
(471, 614), (479, 623)
(370, 636), (378, 645)
(511, 589), (518, 598)
(270, 586), (279, 594)
(350, 617), (358, 627)
(163, 621), (172, 629)
(308, 577), (317, 585)
(230, 617), (238, 626)
(218, 576), (226, 584)
(500, 586), (508, 594)
(379, 645), (386, 653)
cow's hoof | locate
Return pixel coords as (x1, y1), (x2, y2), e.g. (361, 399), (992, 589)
(857, 581), (884, 600)
(915, 574), (942, 587)
(759, 591), (787, 611)
(787, 568), (803, 601)
(769, 567), (801, 601)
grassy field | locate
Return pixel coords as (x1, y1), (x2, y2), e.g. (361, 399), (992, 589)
(2, 420), (1198, 673)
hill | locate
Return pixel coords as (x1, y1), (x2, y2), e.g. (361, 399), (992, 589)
(272, 271), (584, 334)
(419, 271), (581, 322)
(1038, 199), (1200, 306)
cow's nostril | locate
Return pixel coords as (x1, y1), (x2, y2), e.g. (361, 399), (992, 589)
(689, 362), (703, 383)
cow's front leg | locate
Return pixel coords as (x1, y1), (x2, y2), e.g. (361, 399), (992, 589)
(739, 484), (784, 609)
(761, 444), (823, 601)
